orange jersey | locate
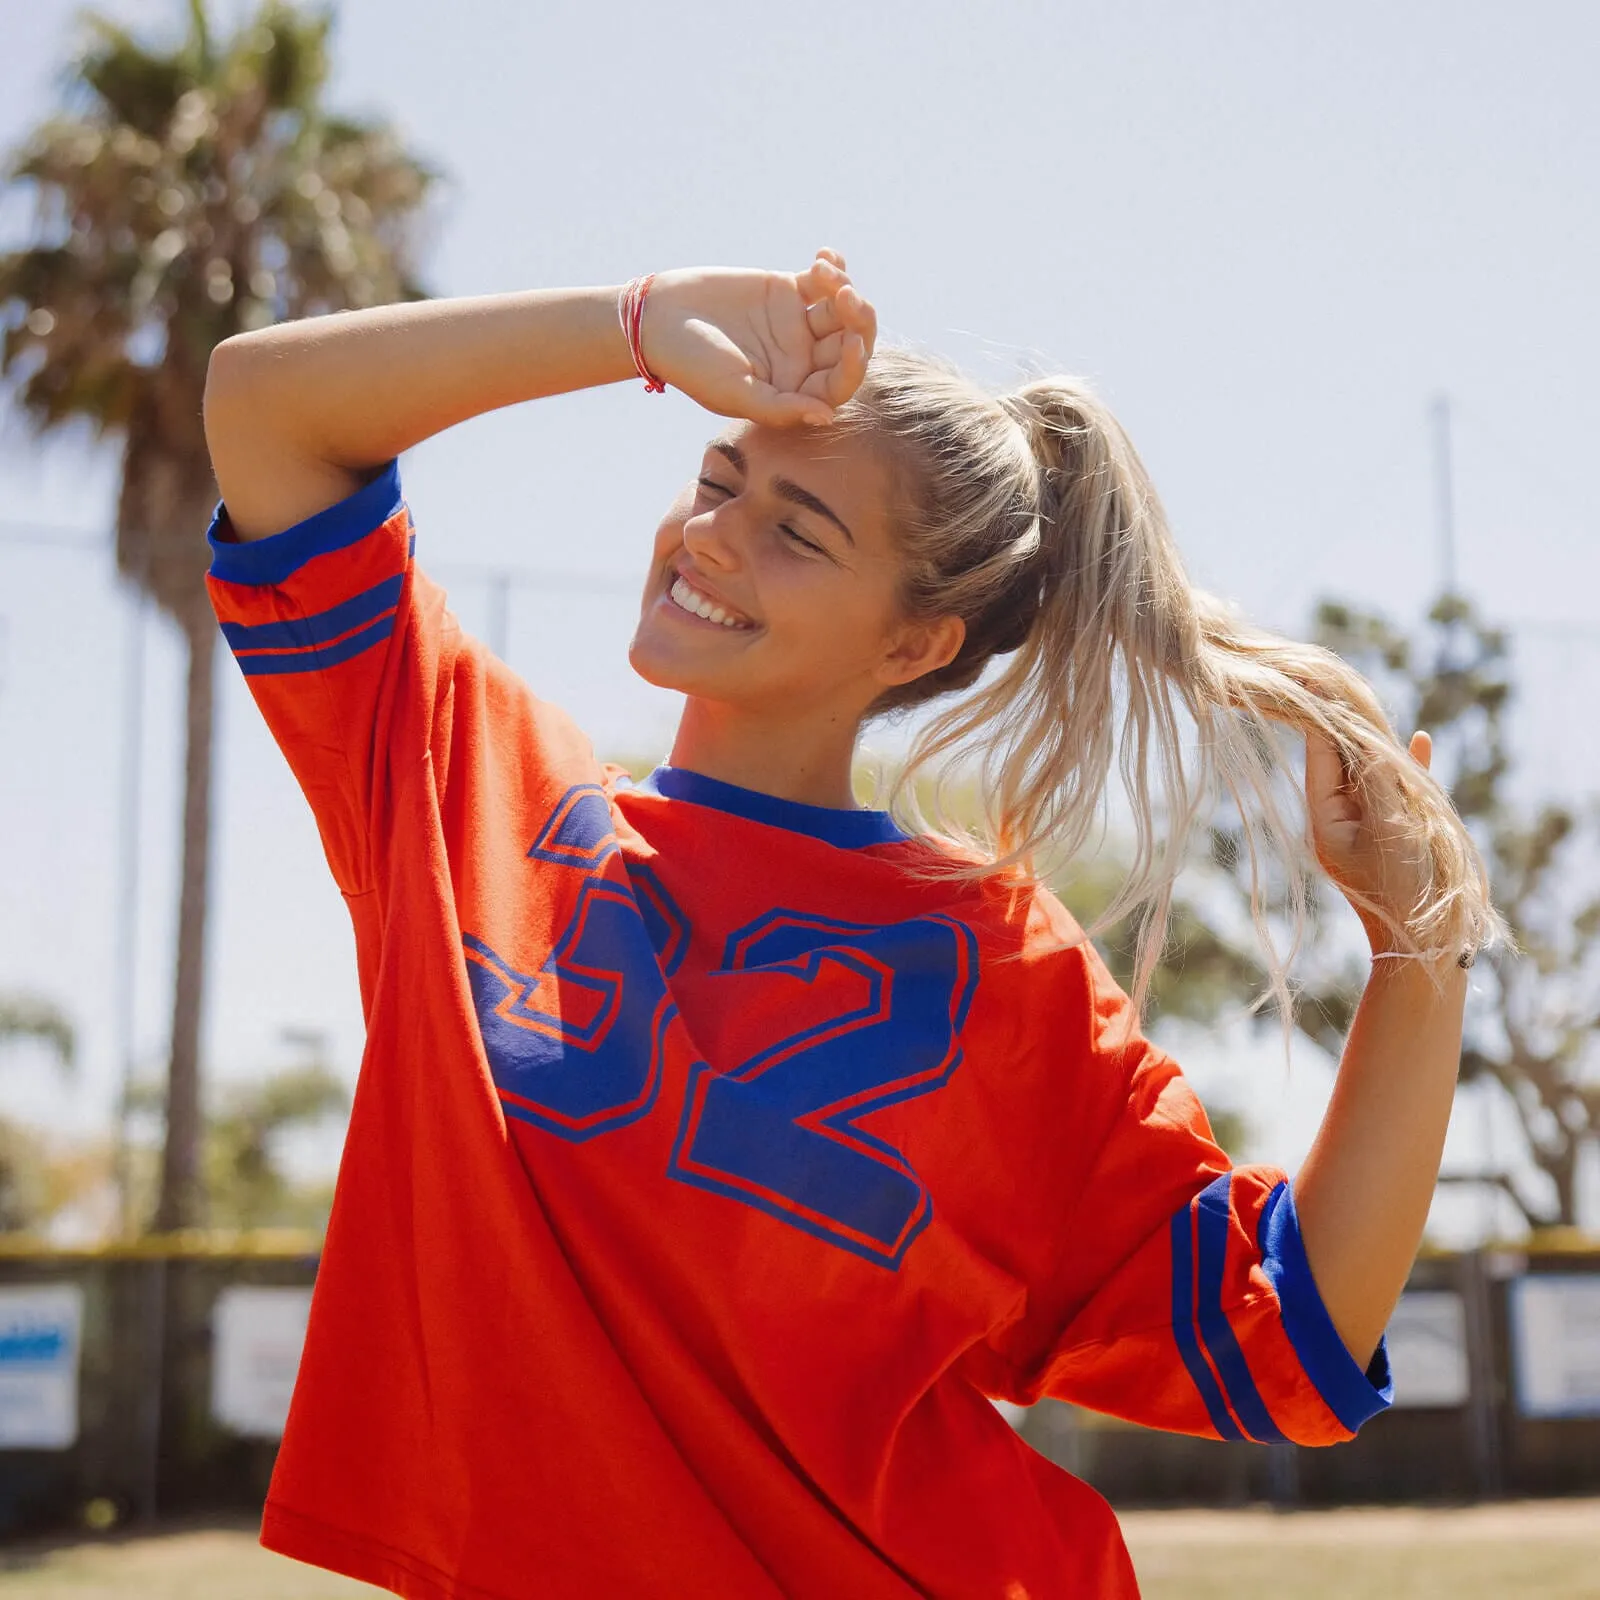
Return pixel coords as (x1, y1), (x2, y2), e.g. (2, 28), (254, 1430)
(207, 460), (1391, 1600)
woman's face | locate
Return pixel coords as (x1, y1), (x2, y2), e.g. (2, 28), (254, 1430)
(629, 422), (959, 721)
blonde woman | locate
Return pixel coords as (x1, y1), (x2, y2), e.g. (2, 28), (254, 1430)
(202, 250), (1497, 1599)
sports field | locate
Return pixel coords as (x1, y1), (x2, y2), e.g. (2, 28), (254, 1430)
(0, 1502), (1595, 1598)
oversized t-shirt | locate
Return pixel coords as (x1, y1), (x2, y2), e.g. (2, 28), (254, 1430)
(206, 459), (1392, 1600)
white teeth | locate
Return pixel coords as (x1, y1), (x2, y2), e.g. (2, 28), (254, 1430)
(670, 575), (748, 629)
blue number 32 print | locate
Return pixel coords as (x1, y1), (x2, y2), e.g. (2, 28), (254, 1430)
(461, 786), (978, 1268)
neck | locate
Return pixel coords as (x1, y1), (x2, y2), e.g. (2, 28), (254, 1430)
(668, 697), (863, 810)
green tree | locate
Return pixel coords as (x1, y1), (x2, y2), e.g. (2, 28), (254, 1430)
(203, 1059), (348, 1231)
(1313, 595), (1593, 1231)
(0, 0), (438, 1230)
(0, 993), (76, 1230)
(125, 1050), (349, 1233)
(0, 992), (74, 1066)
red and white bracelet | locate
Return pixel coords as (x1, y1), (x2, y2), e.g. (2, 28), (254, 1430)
(617, 274), (667, 393)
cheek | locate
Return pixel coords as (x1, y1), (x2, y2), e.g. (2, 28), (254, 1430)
(642, 499), (693, 594)
(651, 499), (688, 560)
(764, 564), (899, 664)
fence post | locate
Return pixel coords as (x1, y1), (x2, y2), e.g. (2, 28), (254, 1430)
(1265, 1440), (1300, 1507)
(133, 1255), (166, 1523)
(1461, 1249), (1504, 1498)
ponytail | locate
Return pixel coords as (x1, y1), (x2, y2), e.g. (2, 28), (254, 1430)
(839, 352), (1503, 1015)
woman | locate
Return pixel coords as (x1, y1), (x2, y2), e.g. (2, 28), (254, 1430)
(202, 250), (1498, 1599)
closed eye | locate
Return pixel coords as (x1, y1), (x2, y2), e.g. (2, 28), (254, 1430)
(780, 524), (825, 556)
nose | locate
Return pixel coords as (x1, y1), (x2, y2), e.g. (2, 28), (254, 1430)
(681, 498), (743, 574)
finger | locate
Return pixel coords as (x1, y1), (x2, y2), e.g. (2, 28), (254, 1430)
(806, 298), (845, 339)
(806, 329), (845, 367)
(815, 246), (847, 271)
(795, 257), (848, 303)
(798, 333), (866, 407)
(739, 375), (833, 429)
(1304, 729), (1347, 807)
(820, 330), (868, 408)
(837, 283), (878, 357)
(1409, 729), (1433, 771)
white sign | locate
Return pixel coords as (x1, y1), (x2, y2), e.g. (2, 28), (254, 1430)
(211, 1286), (313, 1438)
(1386, 1290), (1470, 1408)
(0, 1283), (83, 1449)
(1510, 1276), (1600, 1418)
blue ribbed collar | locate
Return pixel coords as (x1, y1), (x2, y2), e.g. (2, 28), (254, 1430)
(638, 765), (908, 849)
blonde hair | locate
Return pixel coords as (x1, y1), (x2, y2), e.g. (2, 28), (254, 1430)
(838, 348), (1504, 1013)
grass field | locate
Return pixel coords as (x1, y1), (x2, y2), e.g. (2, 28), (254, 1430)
(1120, 1500), (1600, 1598)
(0, 1501), (1595, 1597)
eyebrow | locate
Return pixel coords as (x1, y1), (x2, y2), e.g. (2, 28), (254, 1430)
(708, 440), (856, 547)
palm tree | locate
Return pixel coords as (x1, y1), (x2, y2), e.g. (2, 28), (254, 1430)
(0, 1), (438, 1230)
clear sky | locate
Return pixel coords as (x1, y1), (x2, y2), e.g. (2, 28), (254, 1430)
(2, 0), (1597, 1239)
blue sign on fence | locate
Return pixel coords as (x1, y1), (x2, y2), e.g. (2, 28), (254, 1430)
(0, 1284), (83, 1450)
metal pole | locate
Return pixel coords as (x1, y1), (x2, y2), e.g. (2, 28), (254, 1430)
(486, 570), (511, 661)
(1429, 400), (1505, 1497)
(1432, 393), (1458, 597)
(112, 580), (148, 1237)
(1429, 396), (1498, 1244)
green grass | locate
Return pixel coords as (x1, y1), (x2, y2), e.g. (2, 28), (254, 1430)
(0, 1503), (1595, 1597)
(0, 1523), (381, 1600)
(1122, 1502), (1600, 1599)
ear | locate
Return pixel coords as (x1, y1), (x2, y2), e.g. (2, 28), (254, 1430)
(877, 614), (966, 689)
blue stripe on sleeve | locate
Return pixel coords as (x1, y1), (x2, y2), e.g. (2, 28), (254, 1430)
(1169, 1199), (1244, 1440)
(207, 459), (404, 586)
(1257, 1180), (1395, 1433)
(221, 573), (404, 655)
(235, 613), (393, 677)
(1193, 1174), (1290, 1444)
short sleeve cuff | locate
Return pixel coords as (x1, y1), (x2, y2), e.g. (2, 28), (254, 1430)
(207, 459), (404, 586)
(1258, 1180), (1394, 1433)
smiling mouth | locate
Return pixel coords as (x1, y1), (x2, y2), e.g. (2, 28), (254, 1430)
(668, 574), (755, 630)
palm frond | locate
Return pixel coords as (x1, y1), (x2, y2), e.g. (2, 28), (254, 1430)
(0, 995), (75, 1072)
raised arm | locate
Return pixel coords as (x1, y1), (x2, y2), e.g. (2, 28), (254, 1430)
(1292, 729), (1474, 1369)
(202, 254), (877, 542)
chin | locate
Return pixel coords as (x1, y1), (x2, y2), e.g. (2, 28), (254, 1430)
(627, 631), (712, 697)
(626, 639), (680, 693)
(630, 631), (779, 711)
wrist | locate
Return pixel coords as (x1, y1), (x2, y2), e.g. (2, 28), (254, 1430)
(617, 275), (668, 393)
(1357, 911), (1476, 973)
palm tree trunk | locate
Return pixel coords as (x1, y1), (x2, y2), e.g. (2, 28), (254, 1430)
(153, 604), (216, 1233)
